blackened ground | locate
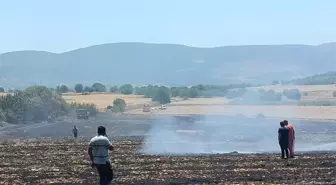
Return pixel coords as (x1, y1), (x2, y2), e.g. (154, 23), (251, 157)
(0, 139), (336, 185)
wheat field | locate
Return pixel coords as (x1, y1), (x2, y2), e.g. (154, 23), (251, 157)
(62, 93), (151, 110)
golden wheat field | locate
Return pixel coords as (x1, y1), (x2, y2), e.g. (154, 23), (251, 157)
(62, 93), (152, 110)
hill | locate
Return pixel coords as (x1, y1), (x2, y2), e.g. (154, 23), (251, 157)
(1, 42), (336, 88)
(291, 71), (336, 85)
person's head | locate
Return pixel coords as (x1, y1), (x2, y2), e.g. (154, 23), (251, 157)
(283, 120), (288, 126)
(280, 121), (285, 127)
(97, 126), (106, 136)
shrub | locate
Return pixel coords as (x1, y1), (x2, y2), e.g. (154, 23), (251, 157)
(111, 98), (126, 112)
(260, 90), (282, 101)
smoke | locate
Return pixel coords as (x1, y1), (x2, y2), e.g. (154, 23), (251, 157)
(141, 115), (336, 155)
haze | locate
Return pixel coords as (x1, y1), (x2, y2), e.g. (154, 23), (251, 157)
(1, 0), (336, 53)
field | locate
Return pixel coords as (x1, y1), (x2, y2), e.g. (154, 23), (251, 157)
(1, 114), (336, 184)
(62, 93), (152, 111)
(1, 138), (336, 185)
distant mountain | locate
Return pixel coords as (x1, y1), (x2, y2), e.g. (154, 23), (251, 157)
(0, 42), (336, 88)
(291, 71), (336, 85)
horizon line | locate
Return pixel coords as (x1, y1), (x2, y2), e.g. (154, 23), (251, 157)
(1, 41), (335, 55)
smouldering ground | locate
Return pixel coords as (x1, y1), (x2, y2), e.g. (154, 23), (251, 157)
(0, 139), (336, 185)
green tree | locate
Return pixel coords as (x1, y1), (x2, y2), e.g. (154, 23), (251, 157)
(152, 86), (171, 104)
(0, 87), (4, 92)
(119, 84), (133, 95)
(56, 85), (69, 93)
(74, 84), (84, 93)
(84, 86), (93, 93)
(109, 85), (119, 93)
(92, 83), (106, 92)
(112, 98), (126, 112)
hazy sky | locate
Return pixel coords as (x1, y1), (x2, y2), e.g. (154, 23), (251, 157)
(1, 0), (336, 53)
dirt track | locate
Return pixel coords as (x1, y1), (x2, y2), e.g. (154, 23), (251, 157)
(1, 139), (336, 185)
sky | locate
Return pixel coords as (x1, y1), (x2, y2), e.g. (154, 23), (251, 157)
(0, 0), (336, 53)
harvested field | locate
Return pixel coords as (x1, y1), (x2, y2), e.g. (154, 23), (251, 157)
(62, 93), (152, 110)
(130, 104), (336, 121)
(1, 139), (336, 185)
(1, 115), (336, 184)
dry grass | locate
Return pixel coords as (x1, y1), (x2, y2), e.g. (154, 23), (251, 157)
(62, 93), (151, 110)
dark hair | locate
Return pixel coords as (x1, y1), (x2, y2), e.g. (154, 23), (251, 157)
(283, 120), (288, 125)
(280, 121), (285, 127)
(97, 126), (106, 136)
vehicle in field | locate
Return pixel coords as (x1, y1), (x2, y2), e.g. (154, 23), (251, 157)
(76, 109), (89, 119)
(159, 104), (167, 110)
(143, 104), (151, 112)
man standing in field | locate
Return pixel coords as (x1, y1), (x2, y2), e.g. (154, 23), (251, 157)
(72, 126), (78, 138)
(278, 121), (290, 159)
(88, 126), (114, 185)
(284, 120), (295, 158)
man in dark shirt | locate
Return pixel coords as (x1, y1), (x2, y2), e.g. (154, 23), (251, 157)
(278, 121), (290, 159)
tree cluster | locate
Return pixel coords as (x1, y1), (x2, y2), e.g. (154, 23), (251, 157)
(0, 86), (68, 124)
(0, 86), (98, 124)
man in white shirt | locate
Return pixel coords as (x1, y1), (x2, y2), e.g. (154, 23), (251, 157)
(88, 126), (114, 185)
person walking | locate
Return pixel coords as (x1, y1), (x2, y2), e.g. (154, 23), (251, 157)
(284, 120), (295, 158)
(88, 126), (114, 185)
(278, 121), (290, 159)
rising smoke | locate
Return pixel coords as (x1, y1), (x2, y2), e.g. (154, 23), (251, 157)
(141, 115), (336, 155)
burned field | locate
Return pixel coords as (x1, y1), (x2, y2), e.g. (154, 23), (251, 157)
(1, 115), (336, 184)
(1, 138), (336, 185)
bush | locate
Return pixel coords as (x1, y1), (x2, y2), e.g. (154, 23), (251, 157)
(119, 84), (133, 95)
(74, 84), (84, 93)
(0, 87), (4, 92)
(112, 98), (126, 112)
(92, 83), (106, 92)
(283, 89), (301, 100)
